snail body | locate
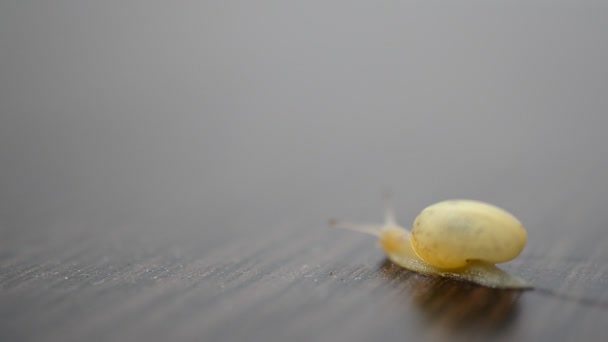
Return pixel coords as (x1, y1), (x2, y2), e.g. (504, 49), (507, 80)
(331, 199), (529, 288)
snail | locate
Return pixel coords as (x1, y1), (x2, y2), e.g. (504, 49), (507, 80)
(331, 199), (529, 288)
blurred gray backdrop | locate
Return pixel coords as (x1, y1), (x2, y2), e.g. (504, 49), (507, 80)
(1, 1), (607, 252)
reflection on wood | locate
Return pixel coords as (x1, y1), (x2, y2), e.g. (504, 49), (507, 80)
(379, 260), (524, 336)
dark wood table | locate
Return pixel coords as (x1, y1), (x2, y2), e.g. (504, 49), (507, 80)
(2, 2), (608, 341)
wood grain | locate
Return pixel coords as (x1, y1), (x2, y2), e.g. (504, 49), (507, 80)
(2, 209), (608, 342)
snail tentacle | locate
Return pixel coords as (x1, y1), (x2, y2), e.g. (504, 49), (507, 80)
(329, 219), (385, 237)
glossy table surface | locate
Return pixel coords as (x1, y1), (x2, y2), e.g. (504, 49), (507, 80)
(2, 2), (608, 341)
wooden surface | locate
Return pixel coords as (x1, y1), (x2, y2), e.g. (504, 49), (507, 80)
(2, 2), (608, 341)
(2, 207), (608, 342)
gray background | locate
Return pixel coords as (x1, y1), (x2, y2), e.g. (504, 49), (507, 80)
(1, 1), (608, 341)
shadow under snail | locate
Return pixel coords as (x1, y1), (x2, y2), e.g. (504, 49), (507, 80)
(331, 199), (529, 288)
